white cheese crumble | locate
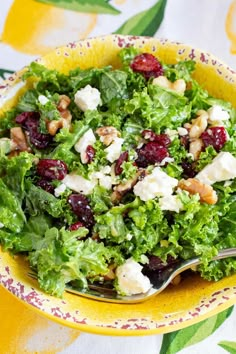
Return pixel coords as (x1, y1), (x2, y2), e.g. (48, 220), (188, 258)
(104, 137), (124, 163)
(207, 105), (230, 126)
(165, 128), (178, 141)
(38, 95), (49, 105)
(116, 258), (152, 296)
(160, 156), (174, 166)
(92, 166), (113, 190)
(177, 127), (188, 136)
(62, 174), (97, 195)
(54, 183), (67, 197)
(159, 195), (183, 213)
(196, 152), (236, 185)
(74, 85), (101, 112)
(74, 128), (96, 164)
(133, 167), (178, 201)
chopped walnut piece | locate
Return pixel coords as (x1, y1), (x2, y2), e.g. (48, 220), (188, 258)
(47, 107), (72, 136)
(189, 138), (204, 161)
(57, 95), (71, 111)
(153, 76), (186, 95)
(10, 127), (31, 152)
(96, 126), (120, 146)
(178, 178), (218, 205)
(104, 265), (116, 280)
(189, 110), (208, 139)
(111, 170), (145, 204)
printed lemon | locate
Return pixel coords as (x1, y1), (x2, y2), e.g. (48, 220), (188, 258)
(225, 0), (236, 54)
(1, 0), (97, 55)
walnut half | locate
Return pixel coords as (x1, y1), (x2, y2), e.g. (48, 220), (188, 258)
(178, 178), (218, 205)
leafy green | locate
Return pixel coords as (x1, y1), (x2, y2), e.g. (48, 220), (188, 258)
(164, 60), (196, 82)
(0, 179), (25, 233)
(1, 152), (35, 201)
(25, 183), (63, 218)
(29, 228), (110, 297)
(22, 62), (69, 93)
(99, 70), (128, 104)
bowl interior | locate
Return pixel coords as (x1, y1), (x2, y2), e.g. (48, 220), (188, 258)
(1, 35), (236, 335)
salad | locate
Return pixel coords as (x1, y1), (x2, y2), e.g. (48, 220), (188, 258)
(0, 47), (236, 298)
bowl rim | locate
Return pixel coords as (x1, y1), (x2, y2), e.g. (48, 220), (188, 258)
(1, 34), (236, 336)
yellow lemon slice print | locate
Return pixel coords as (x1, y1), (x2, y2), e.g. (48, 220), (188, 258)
(226, 0), (236, 54)
(1, 0), (97, 55)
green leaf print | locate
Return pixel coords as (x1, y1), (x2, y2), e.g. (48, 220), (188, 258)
(160, 306), (234, 354)
(0, 69), (14, 79)
(219, 341), (236, 354)
(35, 0), (120, 15)
(113, 0), (167, 36)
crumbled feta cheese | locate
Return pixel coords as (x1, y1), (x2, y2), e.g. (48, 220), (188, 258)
(105, 137), (124, 163)
(207, 105), (230, 126)
(159, 195), (183, 213)
(74, 128), (96, 164)
(74, 85), (101, 112)
(196, 152), (236, 185)
(177, 127), (188, 136)
(0, 222), (4, 228)
(160, 157), (174, 166)
(126, 233), (133, 241)
(38, 95), (49, 105)
(63, 174), (97, 195)
(54, 183), (67, 197)
(99, 175), (113, 190)
(90, 165), (113, 190)
(133, 167), (178, 201)
(165, 128), (178, 140)
(116, 258), (152, 296)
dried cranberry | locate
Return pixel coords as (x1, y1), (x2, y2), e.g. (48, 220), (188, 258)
(37, 179), (54, 194)
(68, 194), (94, 228)
(201, 126), (227, 151)
(180, 135), (190, 149)
(142, 255), (180, 285)
(130, 53), (164, 79)
(115, 151), (129, 175)
(15, 111), (39, 125)
(142, 130), (171, 146)
(85, 145), (95, 164)
(15, 111), (52, 149)
(181, 159), (197, 178)
(37, 159), (68, 180)
(136, 142), (169, 168)
(68, 221), (84, 231)
(144, 255), (178, 272)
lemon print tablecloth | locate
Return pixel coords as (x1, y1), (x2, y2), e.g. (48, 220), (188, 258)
(1, 1), (236, 353)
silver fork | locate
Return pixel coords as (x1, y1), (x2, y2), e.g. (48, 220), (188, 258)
(28, 248), (236, 304)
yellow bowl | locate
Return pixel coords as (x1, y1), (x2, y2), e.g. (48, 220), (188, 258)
(1, 35), (236, 336)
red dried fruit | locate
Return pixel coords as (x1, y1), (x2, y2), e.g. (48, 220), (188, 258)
(130, 53), (164, 79)
(142, 130), (171, 146)
(145, 255), (178, 272)
(15, 111), (52, 149)
(201, 126), (227, 151)
(136, 142), (169, 168)
(37, 179), (54, 194)
(115, 151), (129, 175)
(85, 145), (95, 164)
(181, 159), (197, 178)
(68, 194), (94, 228)
(68, 221), (84, 231)
(37, 159), (68, 180)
